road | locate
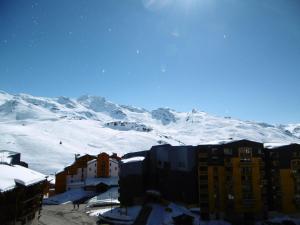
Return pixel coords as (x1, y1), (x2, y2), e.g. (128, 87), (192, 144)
(38, 203), (98, 225)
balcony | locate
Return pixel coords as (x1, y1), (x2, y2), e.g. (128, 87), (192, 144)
(239, 161), (253, 167)
(198, 162), (208, 166)
(291, 170), (300, 177)
(199, 189), (209, 194)
(199, 153), (208, 158)
(225, 162), (232, 167)
(242, 198), (256, 208)
(199, 170), (208, 175)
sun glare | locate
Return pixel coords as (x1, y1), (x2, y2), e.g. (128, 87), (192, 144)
(142, 0), (207, 12)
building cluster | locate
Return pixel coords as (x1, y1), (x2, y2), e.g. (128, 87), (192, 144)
(0, 150), (46, 225)
(55, 152), (121, 194)
(119, 140), (300, 224)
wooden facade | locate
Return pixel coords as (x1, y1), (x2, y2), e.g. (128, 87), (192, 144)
(0, 181), (45, 225)
(54, 170), (67, 194)
(97, 152), (110, 177)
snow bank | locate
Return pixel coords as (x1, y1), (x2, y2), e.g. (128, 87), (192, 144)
(87, 187), (119, 207)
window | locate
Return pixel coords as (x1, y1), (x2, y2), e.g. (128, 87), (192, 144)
(199, 175), (208, 180)
(199, 166), (208, 171)
(291, 159), (300, 170)
(257, 148), (262, 154)
(163, 161), (170, 169)
(177, 161), (186, 168)
(224, 148), (232, 155)
(293, 152), (300, 158)
(239, 147), (252, 161)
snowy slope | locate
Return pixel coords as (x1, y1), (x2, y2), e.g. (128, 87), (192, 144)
(278, 124), (300, 139)
(0, 91), (299, 174)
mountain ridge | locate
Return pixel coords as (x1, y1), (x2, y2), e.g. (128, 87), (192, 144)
(0, 91), (299, 174)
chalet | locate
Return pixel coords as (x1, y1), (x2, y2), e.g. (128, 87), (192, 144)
(0, 150), (28, 167)
(0, 152), (46, 225)
(65, 154), (96, 191)
(55, 152), (120, 194)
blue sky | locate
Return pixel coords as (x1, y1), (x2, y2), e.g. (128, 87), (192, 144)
(0, 0), (299, 124)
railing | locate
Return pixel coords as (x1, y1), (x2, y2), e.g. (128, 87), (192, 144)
(242, 198), (255, 207)
(239, 161), (253, 167)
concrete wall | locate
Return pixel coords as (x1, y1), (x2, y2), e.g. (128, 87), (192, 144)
(87, 160), (97, 178)
(109, 158), (119, 177)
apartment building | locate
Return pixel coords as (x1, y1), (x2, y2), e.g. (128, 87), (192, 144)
(198, 140), (267, 224)
(265, 143), (300, 214)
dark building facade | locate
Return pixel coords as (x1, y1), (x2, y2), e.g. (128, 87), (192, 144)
(119, 156), (146, 206)
(265, 143), (300, 214)
(119, 144), (198, 206)
(118, 140), (300, 224)
(0, 180), (45, 225)
(145, 145), (198, 205)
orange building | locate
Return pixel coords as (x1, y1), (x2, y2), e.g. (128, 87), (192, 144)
(55, 152), (120, 194)
(97, 152), (110, 177)
(55, 154), (96, 193)
(55, 170), (67, 194)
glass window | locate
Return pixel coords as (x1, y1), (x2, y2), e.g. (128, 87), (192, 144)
(239, 147), (252, 161)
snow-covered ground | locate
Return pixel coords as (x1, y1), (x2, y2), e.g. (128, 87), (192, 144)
(87, 187), (119, 207)
(43, 188), (95, 205)
(87, 203), (230, 225)
(0, 91), (299, 174)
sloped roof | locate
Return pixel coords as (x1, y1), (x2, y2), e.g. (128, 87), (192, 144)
(0, 164), (46, 192)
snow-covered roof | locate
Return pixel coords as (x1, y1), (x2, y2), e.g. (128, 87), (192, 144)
(201, 139), (260, 146)
(121, 156), (145, 164)
(0, 150), (19, 164)
(47, 175), (56, 185)
(264, 142), (294, 149)
(87, 159), (97, 164)
(0, 164), (46, 192)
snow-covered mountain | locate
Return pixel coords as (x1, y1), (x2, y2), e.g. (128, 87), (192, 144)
(277, 124), (300, 139)
(0, 91), (299, 174)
